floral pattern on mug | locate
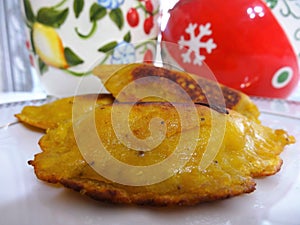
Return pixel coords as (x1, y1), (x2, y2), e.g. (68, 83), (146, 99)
(111, 41), (136, 64)
(23, 0), (85, 74)
(97, 31), (156, 64)
(22, 0), (159, 77)
(97, 0), (125, 9)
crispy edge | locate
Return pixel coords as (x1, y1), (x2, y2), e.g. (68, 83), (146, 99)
(15, 94), (115, 130)
(54, 177), (256, 206)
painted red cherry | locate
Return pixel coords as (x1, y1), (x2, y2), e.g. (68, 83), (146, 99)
(143, 49), (153, 63)
(144, 0), (154, 13)
(127, 8), (139, 27)
(162, 0), (299, 98)
(144, 16), (154, 34)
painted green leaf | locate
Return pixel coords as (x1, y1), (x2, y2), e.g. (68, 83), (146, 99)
(23, 0), (36, 23)
(64, 69), (90, 77)
(73, 0), (84, 18)
(109, 8), (124, 30)
(52, 0), (68, 9)
(123, 31), (131, 43)
(98, 41), (118, 53)
(37, 7), (69, 28)
(38, 57), (48, 74)
(30, 29), (36, 54)
(64, 47), (84, 66)
(90, 3), (107, 22)
(264, 0), (278, 9)
(75, 21), (97, 39)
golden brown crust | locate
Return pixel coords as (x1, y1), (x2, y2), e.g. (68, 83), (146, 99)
(59, 178), (256, 206)
(92, 63), (260, 122)
(28, 103), (294, 206)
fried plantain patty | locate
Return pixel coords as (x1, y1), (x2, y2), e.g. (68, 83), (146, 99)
(93, 63), (260, 122)
(16, 64), (259, 131)
(28, 102), (294, 206)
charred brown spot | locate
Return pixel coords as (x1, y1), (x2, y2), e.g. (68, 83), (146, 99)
(221, 87), (241, 109)
(138, 151), (145, 157)
(60, 179), (83, 192)
(131, 65), (240, 111)
(135, 198), (158, 206)
(132, 65), (207, 102)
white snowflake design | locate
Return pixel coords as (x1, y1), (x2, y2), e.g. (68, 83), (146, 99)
(178, 22), (217, 66)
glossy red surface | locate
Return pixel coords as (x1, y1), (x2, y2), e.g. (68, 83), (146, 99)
(162, 0), (299, 98)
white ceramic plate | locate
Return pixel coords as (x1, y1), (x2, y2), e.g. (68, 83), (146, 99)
(0, 98), (299, 225)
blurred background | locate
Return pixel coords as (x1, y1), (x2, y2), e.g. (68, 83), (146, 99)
(0, 0), (40, 93)
(0, 0), (300, 101)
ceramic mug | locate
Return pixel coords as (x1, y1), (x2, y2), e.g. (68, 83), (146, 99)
(265, 0), (300, 63)
(161, 0), (300, 98)
(20, 0), (160, 97)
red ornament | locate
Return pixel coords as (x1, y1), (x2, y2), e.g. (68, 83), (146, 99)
(162, 0), (299, 98)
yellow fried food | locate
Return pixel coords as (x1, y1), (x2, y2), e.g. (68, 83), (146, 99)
(15, 94), (114, 130)
(29, 102), (294, 206)
(16, 64), (259, 130)
(93, 63), (260, 122)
